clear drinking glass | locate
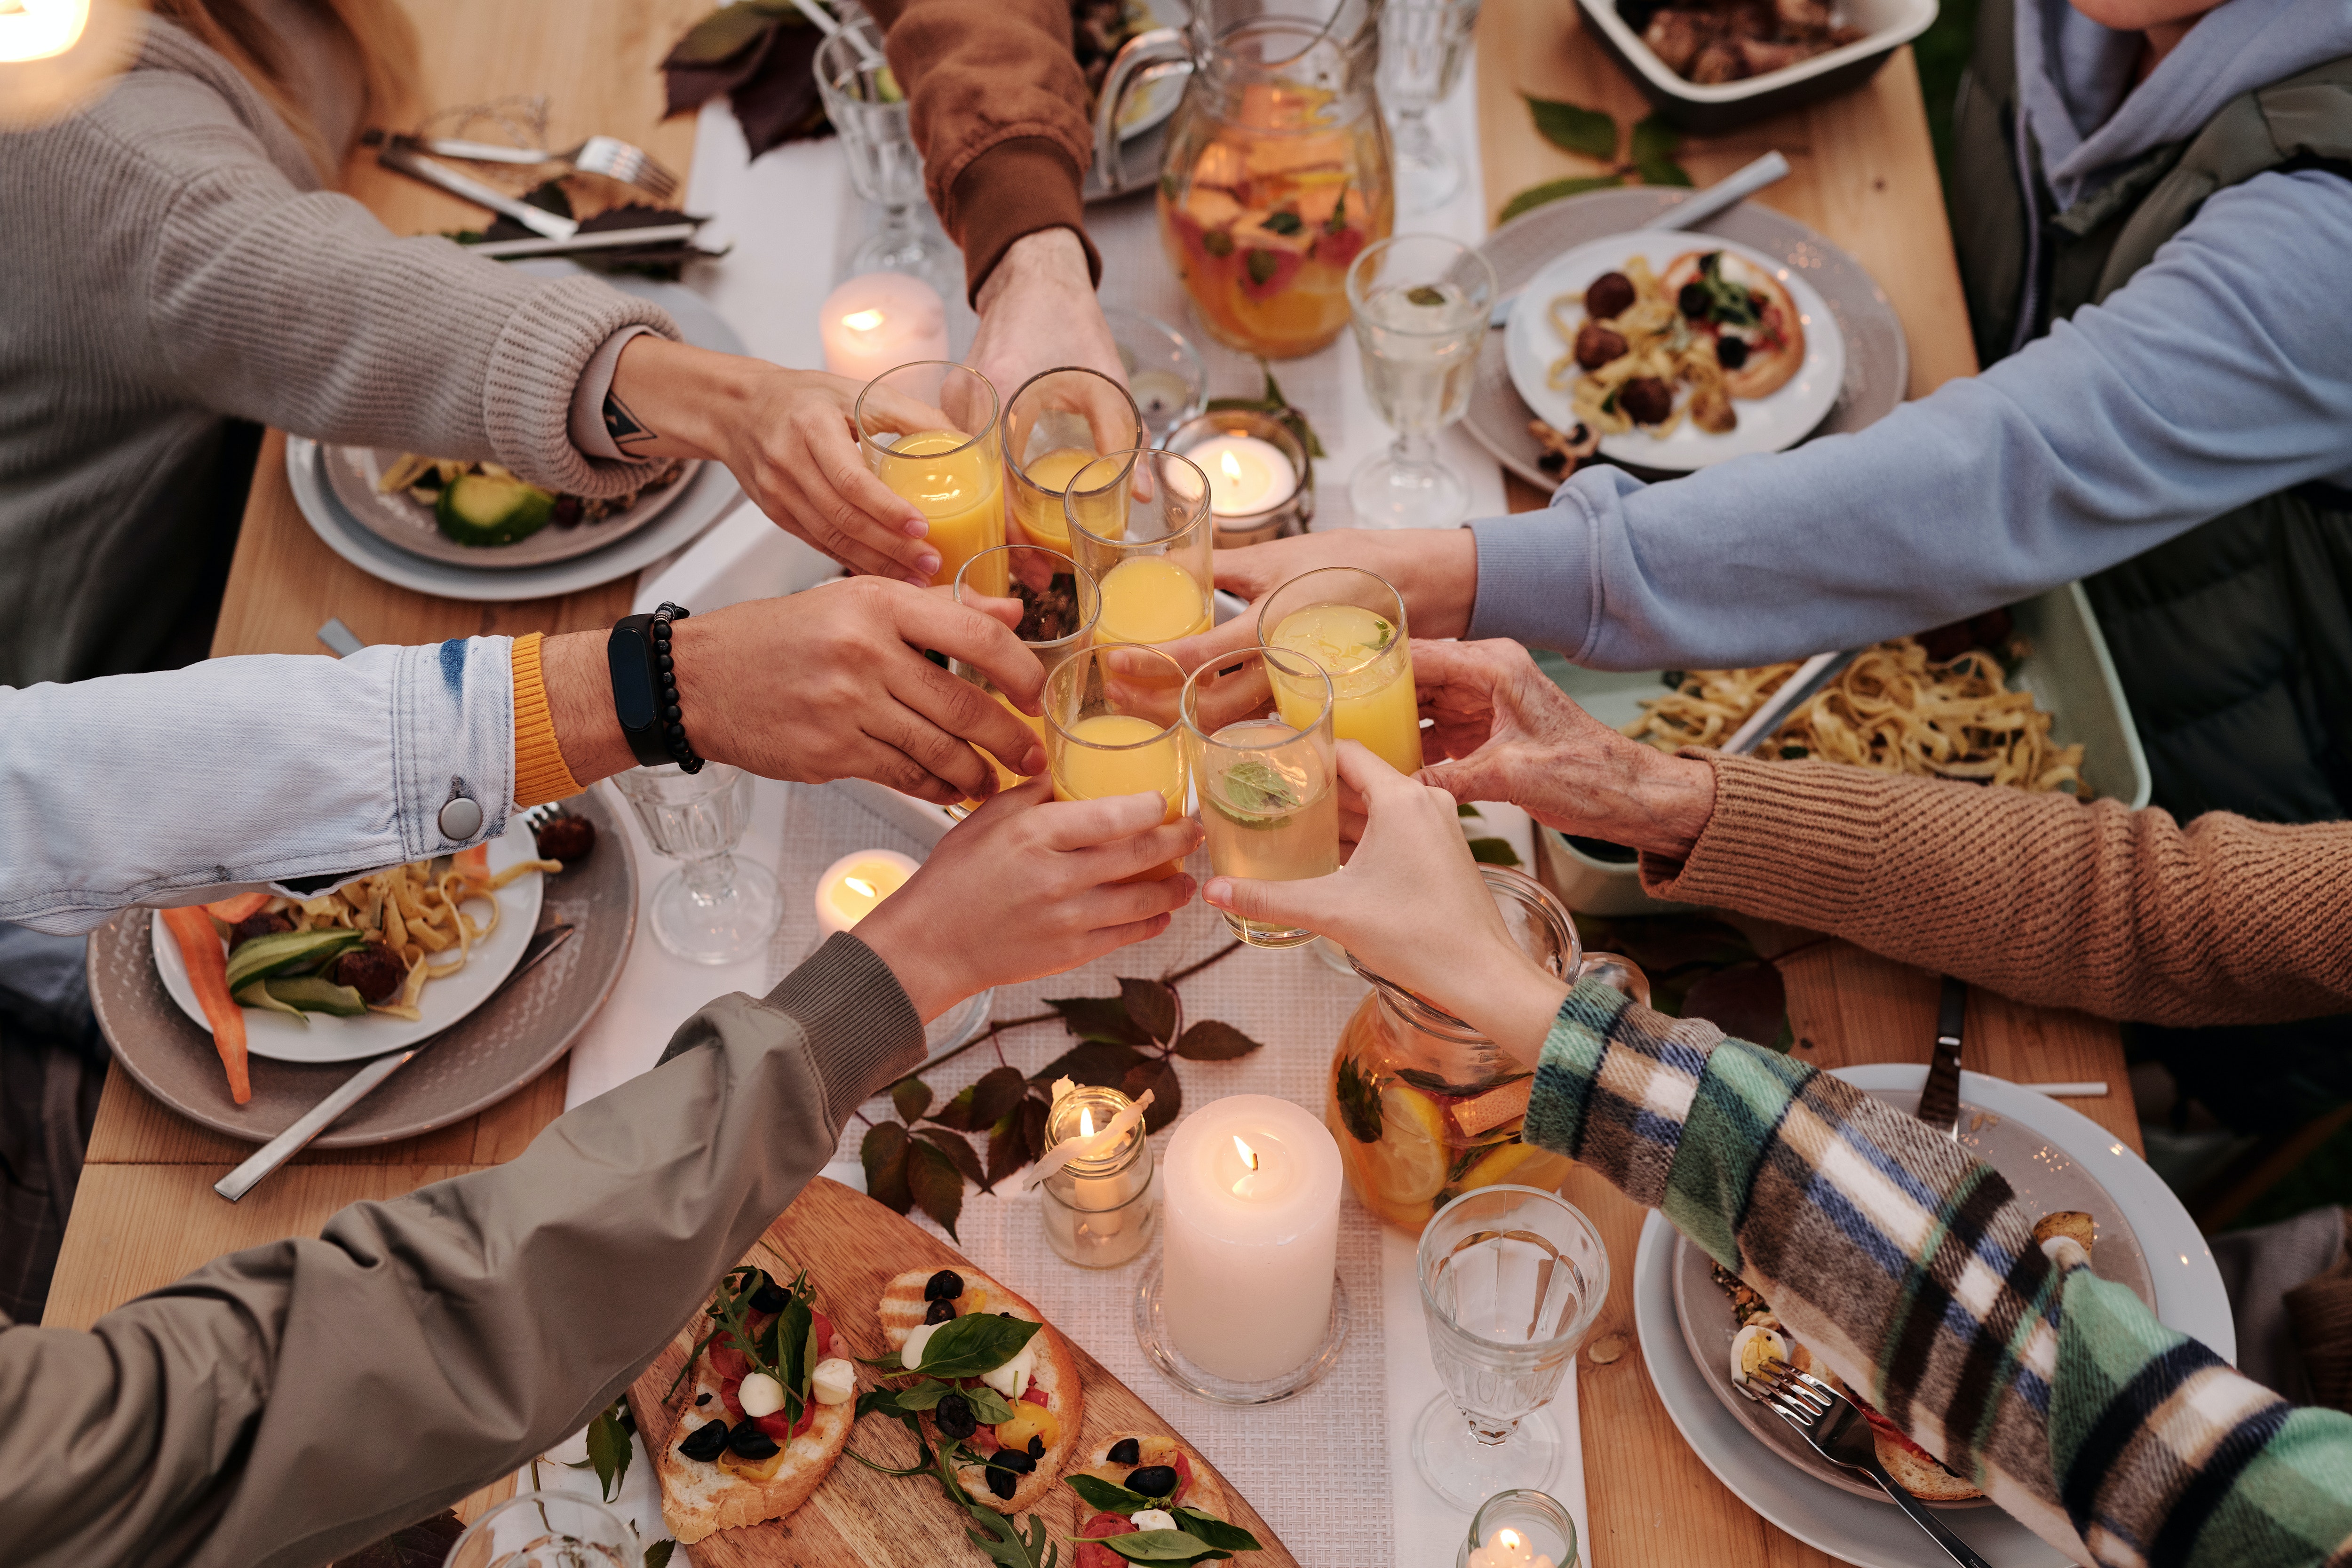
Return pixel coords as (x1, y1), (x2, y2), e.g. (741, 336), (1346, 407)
(814, 22), (958, 293)
(1044, 644), (1190, 882)
(948, 541), (1100, 817)
(609, 762), (781, 965)
(1064, 448), (1216, 646)
(1182, 646), (1337, 948)
(856, 361), (1006, 588)
(443, 1491), (633, 1568)
(1414, 1184), (1610, 1510)
(1004, 367), (1145, 552)
(1379, 0), (1483, 214)
(1257, 565), (1422, 778)
(1346, 233), (1498, 529)
(1104, 306), (1208, 443)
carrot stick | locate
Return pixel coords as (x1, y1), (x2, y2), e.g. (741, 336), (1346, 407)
(160, 905), (250, 1105)
(203, 891), (270, 924)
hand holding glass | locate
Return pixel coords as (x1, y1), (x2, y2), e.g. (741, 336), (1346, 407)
(1045, 644), (1190, 882)
(1005, 367), (1145, 551)
(1258, 565), (1423, 776)
(1064, 448), (1216, 646)
(1182, 646), (1338, 948)
(949, 542), (1099, 816)
(856, 361), (1007, 589)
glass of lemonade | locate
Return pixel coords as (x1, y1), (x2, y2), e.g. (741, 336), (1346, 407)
(1259, 565), (1422, 777)
(1044, 644), (1191, 881)
(1182, 645), (1338, 948)
(855, 361), (1007, 589)
(949, 543), (1100, 817)
(1005, 367), (1145, 552)
(1063, 448), (1216, 646)
(1344, 233), (1497, 528)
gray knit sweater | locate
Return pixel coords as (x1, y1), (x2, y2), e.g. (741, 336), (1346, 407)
(0, 19), (680, 684)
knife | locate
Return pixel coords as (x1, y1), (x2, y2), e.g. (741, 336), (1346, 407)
(1916, 974), (1966, 1139)
(376, 140), (578, 240)
(214, 922), (578, 1202)
(1721, 649), (1858, 756)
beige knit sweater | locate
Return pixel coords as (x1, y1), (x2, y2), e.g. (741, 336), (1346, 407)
(0, 19), (679, 684)
(1644, 755), (2352, 1027)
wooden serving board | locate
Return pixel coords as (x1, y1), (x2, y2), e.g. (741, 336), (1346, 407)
(627, 1177), (1299, 1567)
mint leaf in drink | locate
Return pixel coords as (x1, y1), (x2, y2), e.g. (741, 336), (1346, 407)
(916, 1312), (1041, 1379)
(1218, 758), (1300, 816)
(1406, 285), (1446, 307)
(1370, 616), (1394, 651)
(1262, 208), (1303, 236)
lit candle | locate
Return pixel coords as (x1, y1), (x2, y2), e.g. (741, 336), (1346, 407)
(1161, 1094), (1341, 1382)
(1183, 433), (1297, 517)
(1034, 1081), (1159, 1268)
(818, 272), (949, 382)
(813, 849), (920, 935)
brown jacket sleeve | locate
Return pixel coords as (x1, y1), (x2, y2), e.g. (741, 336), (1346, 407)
(1641, 753), (2352, 1027)
(867, 0), (1102, 300)
(1, 935), (924, 1568)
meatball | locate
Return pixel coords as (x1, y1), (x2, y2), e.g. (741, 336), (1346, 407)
(227, 910), (293, 951)
(1573, 321), (1629, 370)
(1714, 334), (1750, 369)
(1582, 271), (1637, 321)
(1618, 376), (1674, 425)
(330, 942), (409, 1004)
(534, 813), (595, 863)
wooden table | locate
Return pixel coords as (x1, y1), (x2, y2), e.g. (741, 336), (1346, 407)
(43, 0), (2141, 1559)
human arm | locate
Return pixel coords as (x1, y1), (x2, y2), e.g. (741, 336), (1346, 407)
(1407, 637), (2352, 1026)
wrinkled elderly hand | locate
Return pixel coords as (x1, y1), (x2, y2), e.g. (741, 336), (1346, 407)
(965, 230), (1133, 451)
(1172, 526), (1482, 666)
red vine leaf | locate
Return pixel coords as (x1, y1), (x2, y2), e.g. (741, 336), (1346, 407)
(1123, 1057), (1182, 1131)
(1047, 994), (1153, 1045)
(1172, 1020), (1264, 1061)
(891, 1078), (933, 1126)
(916, 1125), (989, 1193)
(1120, 978), (1180, 1045)
(966, 1065), (1032, 1131)
(906, 1138), (966, 1238)
(860, 1121), (912, 1216)
(1030, 1041), (1148, 1089)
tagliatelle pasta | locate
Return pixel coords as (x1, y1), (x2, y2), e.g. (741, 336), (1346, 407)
(1626, 638), (2088, 796)
(281, 853), (555, 1020)
(1548, 256), (1735, 439)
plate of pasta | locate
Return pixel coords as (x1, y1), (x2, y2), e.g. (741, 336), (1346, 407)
(1503, 231), (1845, 470)
(150, 815), (553, 1066)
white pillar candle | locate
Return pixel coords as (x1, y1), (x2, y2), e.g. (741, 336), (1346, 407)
(1161, 1094), (1341, 1382)
(818, 272), (949, 382)
(1183, 433), (1298, 517)
(813, 849), (920, 935)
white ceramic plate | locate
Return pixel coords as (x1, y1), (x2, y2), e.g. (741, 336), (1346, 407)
(151, 815), (546, 1066)
(1504, 230), (1846, 471)
(1634, 1067), (2232, 1568)
(323, 447), (703, 568)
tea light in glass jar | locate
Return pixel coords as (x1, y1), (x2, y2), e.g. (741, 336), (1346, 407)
(818, 272), (949, 382)
(1186, 432), (1298, 517)
(1037, 1083), (1157, 1268)
(813, 849), (920, 935)
(1456, 1489), (1579, 1568)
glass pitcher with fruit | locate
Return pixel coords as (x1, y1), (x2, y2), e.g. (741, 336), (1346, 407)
(1328, 866), (1647, 1234)
(1094, 0), (1394, 359)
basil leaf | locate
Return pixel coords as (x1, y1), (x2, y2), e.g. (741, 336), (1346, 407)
(856, 1386), (907, 1420)
(1172, 1509), (1263, 1552)
(965, 1384), (1018, 1424)
(1067, 1471), (1159, 1514)
(1093, 1529), (1233, 1563)
(891, 1377), (956, 1410)
(917, 1313), (1041, 1379)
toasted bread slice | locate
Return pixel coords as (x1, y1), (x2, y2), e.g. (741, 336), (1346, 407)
(878, 1265), (1083, 1514)
(1661, 249), (1807, 401)
(2033, 1210), (2095, 1252)
(651, 1372), (854, 1544)
(1071, 1433), (1227, 1515)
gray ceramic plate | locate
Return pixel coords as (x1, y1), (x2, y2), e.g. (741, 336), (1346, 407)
(88, 791), (637, 1147)
(1469, 187), (1908, 489)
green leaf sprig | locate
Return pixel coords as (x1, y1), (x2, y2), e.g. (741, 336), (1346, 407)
(1065, 1473), (1263, 1564)
(564, 1397), (635, 1502)
(1501, 100), (1694, 224)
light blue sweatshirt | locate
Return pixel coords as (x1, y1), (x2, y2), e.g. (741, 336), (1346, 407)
(1464, 0), (2352, 671)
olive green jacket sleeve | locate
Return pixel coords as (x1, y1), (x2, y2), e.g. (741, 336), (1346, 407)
(0, 933), (924, 1568)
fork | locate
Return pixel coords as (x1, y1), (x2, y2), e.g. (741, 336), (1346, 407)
(1740, 1359), (1995, 1568)
(395, 132), (680, 202)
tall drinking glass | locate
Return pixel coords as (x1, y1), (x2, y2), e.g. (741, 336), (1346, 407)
(1258, 565), (1422, 776)
(1346, 233), (1497, 528)
(814, 23), (958, 292)
(1063, 448), (1215, 646)
(1379, 0), (1483, 214)
(1182, 646), (1337, 948)
(1414, 1185), (1610, 1510)
(443, 1491), (633, 1568)
(609, 762), (781, 964)
(949, 541), (1100, 816)
(1004, 367), (1145, 552)
(1044, 644), (1189, 882)
(856, 361), (1006, 589)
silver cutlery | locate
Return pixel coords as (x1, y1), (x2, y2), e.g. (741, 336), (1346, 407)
(1741, 1358), (1995, 1568)
(213, 922), (578, 1202)
(1490, 149), (1795, 328)
(387, 133), (679, 202)
(377, 140), (578, 240)
(1721, 648), (1857, 755)
(315, 617), (365, 658)
(462, 224), (716, 262)
(1918, 974), (1968, 1139)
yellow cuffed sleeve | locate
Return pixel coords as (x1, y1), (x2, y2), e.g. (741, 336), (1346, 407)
(510, 631), (586, 807)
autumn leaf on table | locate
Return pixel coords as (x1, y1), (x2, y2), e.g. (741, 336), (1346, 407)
(1500, 103), (1695, 223)
(1526, 94), (1619, 161)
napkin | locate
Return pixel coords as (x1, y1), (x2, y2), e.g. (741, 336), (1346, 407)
(661, 0), (832, 161)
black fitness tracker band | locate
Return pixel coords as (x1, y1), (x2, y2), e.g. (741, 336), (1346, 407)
(606, 602), (703, 772)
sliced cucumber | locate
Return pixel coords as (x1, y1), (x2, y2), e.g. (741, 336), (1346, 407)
(435, 472), (556, 548)
(224, 928), (365, 992)
(234, 979), (310, 1025)
(263, 976), (369, 1017)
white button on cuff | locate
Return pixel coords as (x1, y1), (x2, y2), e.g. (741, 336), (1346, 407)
(437, 796), (484, 840)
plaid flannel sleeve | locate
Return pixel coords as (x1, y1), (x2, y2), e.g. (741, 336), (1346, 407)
(1522, 977), (2352, 1568)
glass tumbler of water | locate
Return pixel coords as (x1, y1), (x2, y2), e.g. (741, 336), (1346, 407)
(610, 762), (782, 965)
(1379, 0), (1483, 214)
(1414, 1183), (1610, 1510)
(1345, 233), (1497, 530)
(442, 1490), (633, 1568)
(814, 20), (959, 294)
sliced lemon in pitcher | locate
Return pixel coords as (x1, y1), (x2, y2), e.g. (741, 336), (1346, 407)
(1456, 1139), (1571, 1193)
(1358, 1082), (1449, 1205)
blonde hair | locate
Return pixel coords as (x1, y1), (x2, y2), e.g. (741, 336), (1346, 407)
(151, 0), (420, 179)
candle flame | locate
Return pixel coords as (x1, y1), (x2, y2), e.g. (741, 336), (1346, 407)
(844, 876), (877, 899)
(1498, 1530), (1523, 1552)
(842, 308), (886, 333)
(1079, 1107), (1096, 1138)
(1219, 450), (1243, 484)
(1232, 1135), (1258, 1171)
(0, 0), (90, 63)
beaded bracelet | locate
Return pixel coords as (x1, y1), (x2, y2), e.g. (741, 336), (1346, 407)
(606, 602), (705, 773)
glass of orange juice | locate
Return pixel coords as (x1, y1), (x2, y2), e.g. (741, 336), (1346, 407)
(1063, 449), (1215, 647)
(855, 361), (1007, 589)
(1044, 644), (1190, 882)
(1005, 367), (1145, 552)
(1258, 565), (1422, 777)
(948, 543), (1100, 818)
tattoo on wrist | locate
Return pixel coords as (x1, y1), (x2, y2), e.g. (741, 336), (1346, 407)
(603, 390), (656, 452)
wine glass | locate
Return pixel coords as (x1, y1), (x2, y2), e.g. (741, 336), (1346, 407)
(609, 762), (781, 965)
(813, 21), (959, 295)
(1346, 233), (1497, 529)
(1414, 1184), (1610, 1510)
(442, 1491), (632, 1568)
(1379, 0), (1483, 214)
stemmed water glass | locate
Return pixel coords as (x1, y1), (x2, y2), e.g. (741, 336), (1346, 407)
(610, 762), (781, 965)
(1379, 0), (1483, 214)
(1346, 233), (1497, 529)
(813, 20), (958, 294)
(1415, 1184), (1610, 1510)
